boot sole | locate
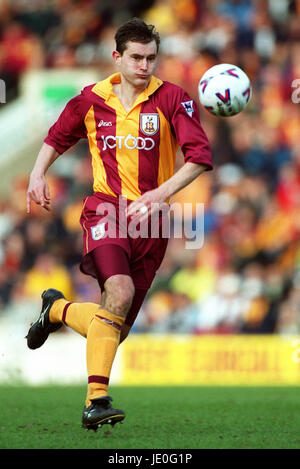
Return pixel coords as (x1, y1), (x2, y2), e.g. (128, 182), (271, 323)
(82, 413), (125, 431)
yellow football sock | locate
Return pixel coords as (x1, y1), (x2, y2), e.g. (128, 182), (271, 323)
(49, 299), (100, 338)
(85, 310), (124, 407)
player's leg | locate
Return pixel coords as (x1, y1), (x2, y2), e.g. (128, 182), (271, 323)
(26, 288), (101, 349)
(26, 243), (131, 348)
(84, 245), (133, 403)
(80, 244), (136, 429)
(82, 259), (153, 429)
(115, 233), (170, 343)
(82, 272), (135, 430)
(119, 287), (149, 343)
(85, 272), (135, 405)
(54, 243), (133, 338)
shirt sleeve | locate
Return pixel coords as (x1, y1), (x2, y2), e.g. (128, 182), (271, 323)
(170, 88), (213, 170)
(44, 91), (89, 155)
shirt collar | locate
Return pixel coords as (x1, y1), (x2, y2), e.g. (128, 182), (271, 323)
(92, 73), (163, 103)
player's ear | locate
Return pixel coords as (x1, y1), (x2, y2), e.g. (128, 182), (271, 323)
(112, 50), (122, 65)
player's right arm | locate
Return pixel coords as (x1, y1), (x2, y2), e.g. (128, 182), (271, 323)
(26, 142), (59, 213)
(26, 86), (93, 214)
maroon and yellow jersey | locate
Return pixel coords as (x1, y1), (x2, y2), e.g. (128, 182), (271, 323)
(45, 73), (213, 200)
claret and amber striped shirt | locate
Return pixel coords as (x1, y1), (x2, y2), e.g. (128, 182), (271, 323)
(45, 73), (213, 201)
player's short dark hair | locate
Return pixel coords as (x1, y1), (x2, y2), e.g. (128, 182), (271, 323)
(114, 18), (160, 55)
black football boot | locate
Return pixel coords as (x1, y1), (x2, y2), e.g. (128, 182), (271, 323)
(26, 288), (65, 350)
(82, 396), (125, 431)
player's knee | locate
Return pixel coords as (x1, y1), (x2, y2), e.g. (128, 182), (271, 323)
(103, 275), (135, 317)
(113, 291), (134, 317)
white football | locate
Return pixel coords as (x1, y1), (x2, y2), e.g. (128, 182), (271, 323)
(198, 63), (252, 117)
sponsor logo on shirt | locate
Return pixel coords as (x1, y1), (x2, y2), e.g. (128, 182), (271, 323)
(98, 120), (112, 127)
(140, 113), (159, 136)
(181, 100), (194, 117)
(101, 134), (155, 151)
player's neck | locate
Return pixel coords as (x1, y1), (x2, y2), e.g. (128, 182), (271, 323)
(113, 79), (148, 113)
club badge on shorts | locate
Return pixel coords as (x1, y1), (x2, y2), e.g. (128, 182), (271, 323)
(140, 113), (159, 136)
(91, 222), (106, 240)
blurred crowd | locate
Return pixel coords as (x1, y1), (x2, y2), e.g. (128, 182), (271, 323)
(1, 0), (300, 336)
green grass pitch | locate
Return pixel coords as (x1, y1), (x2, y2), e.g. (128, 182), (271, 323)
(1, 385), (300, 449)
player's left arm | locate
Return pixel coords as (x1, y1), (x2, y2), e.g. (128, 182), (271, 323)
(155, 160), (209, 200)
(126, 161), (208, 221)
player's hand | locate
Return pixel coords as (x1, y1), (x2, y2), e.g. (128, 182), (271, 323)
(126, 188), (169, 225)
(26, 173), (51, 214)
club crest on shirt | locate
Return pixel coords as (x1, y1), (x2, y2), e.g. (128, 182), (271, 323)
(91, 222), (106, 241)
(140, 113), (159, 136)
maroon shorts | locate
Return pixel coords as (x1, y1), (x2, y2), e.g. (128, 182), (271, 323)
(79, 193), (168, 324)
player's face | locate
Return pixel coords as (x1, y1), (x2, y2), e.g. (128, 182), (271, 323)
(113, 40), (158, 89)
